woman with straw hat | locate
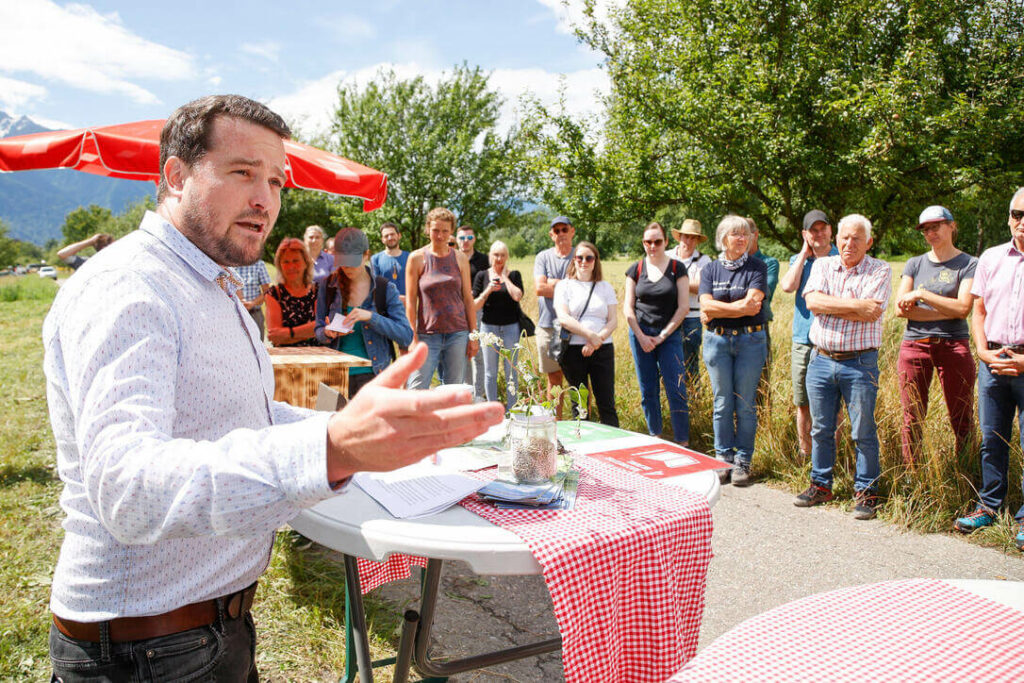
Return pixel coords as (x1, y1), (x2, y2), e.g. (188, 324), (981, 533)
(670, 219), (713, 386)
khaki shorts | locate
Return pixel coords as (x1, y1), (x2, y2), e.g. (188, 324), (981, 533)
(791, 342), (814, 406)
(535, 326), (562, 375)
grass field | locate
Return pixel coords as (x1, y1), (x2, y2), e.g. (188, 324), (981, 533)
(0, 255), (1020, 679)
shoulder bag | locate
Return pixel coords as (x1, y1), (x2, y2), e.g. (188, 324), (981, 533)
(548, 281), (597, 366)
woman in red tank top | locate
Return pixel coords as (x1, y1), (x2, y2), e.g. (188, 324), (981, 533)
(404, 207), (479, 389)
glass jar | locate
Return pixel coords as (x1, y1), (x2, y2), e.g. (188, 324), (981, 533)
(505, 412), (558, 484)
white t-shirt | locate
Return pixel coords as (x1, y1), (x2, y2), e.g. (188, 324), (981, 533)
(553, 279), (618, 345)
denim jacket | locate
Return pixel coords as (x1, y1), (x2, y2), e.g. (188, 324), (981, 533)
(314, 272), (413, 375)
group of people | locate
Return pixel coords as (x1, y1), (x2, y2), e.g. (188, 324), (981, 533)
(40, 93), (1024, 679)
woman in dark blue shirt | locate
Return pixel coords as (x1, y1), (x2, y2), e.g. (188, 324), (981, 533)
(699, 216), (768, 486)
(623, 222), (691, 444)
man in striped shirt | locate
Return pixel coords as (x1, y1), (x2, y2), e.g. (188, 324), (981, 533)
(793, 214), (892, 520)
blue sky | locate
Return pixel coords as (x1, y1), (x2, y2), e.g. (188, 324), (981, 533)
(0, 0), (617, 137)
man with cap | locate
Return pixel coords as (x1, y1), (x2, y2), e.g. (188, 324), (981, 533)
(954, 188), (1024, 551)
(670, 219), (713, 385)
(457, 225), (490, 398)
(779, 209), (838, 459)
(794, 213), (891, 520)
(304, 224), (334, 281)
(534, 216), (576, 407)
(42, 94), (503, 679)
(894, 206), (976, 468)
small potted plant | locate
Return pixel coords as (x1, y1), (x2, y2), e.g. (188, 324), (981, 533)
(471, 330), (587, 483)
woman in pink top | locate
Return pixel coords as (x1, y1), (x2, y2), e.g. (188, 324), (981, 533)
(404, 207), (478, 389)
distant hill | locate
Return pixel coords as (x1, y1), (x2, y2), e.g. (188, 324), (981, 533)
(0, 111), (153, 245)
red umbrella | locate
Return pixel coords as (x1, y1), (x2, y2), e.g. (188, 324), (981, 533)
(0, 119), (387, 211)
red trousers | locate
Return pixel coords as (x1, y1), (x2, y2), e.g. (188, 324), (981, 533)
(897, 338), (976, 465)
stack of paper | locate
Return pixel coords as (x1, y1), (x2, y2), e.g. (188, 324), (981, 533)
(477, 469), (580, 510)
(353, 463), (486, 519)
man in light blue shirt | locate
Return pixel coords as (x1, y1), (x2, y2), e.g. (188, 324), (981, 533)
(43, 95), (502, 680)
(370, 221), (409, 301)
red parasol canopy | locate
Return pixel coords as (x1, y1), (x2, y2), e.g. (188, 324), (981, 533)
(0, 119), (387, 211)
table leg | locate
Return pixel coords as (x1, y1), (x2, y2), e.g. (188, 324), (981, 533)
(343, 554), (374, 683)
(408, 559), (563, 679)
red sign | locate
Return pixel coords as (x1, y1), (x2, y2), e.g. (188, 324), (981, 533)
(588, 442), (729, 479)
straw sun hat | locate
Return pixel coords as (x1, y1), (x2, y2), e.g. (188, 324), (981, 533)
(670, 219), (707, 243)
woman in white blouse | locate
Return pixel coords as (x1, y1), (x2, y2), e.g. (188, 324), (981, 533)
(554, 240), (619, 426)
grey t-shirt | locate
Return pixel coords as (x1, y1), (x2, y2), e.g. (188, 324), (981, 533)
(534, 246), (574, 328)
(902, 252), (978, 340)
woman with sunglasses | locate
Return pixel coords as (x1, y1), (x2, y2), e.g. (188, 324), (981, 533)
(699, 216), (768, 486)
(266, 237), (319, 347)
(894, 206), (977, 466)
(624, 222), (691, 444)
(554, 241), (619, 426)
(404, 207), (478, 389)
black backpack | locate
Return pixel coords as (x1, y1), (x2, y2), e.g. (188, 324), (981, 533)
(324, 268), (396, 361)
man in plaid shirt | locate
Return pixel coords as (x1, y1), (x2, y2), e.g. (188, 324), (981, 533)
(793, 214), (892, 520)
(235, 259), (271, 339)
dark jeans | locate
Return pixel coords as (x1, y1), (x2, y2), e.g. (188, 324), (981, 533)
(681, 317), (703, 387)
(50, 611), (257, 682)
(897, 339), (976, 466)
(977, 361), (1024, 519)
(348, 371), (375, 399)
(560, 343), (618, 427)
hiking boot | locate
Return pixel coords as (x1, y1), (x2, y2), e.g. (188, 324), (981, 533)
(853, 490), (880, 520)
(793, 483), (834, 507)
(953, 509), (997, 534)
(1015, 522), (1024, 552)
(731, 464), (753, 487)
(717, 467), (732, 485)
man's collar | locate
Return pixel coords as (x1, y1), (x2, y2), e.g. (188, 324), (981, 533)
(139, 210), (231, 284)
(830, 253), (872, 272)
(1006, 240), (1024, 257)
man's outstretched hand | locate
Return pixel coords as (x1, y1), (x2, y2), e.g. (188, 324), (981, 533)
(325, 342), (504, 482)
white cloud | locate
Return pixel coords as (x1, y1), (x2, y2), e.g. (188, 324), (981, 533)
(26, 114), (76, 130)
(0, 75), (47, 109)
(241, 41), (282, 63)
(535, 0), (626, 34)
(268, 63), (609, 140)
(0, 0), (197, 104)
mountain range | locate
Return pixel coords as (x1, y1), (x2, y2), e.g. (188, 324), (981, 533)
(0, 111), (153, 245)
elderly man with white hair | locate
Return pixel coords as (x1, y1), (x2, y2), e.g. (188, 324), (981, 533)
(794, 214), (892, 520)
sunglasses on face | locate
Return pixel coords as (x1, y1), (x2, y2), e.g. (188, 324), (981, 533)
(1011, 210), (1024, 221)
(575, 254), (595, 263)
(643, 238), (664, 247)
(552, 226), (572, 234)
(458, 235), (474, 241)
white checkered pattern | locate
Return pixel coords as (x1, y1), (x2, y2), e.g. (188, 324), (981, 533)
(358, 455), (713, 682)
(805, 253), (891, 352)
(669, 578), (1024, 682)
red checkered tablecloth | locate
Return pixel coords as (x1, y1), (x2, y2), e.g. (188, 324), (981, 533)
(358, 454), (714, 682)
(669, 578), (1024, 682)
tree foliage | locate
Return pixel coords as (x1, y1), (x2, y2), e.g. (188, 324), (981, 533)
(0, 220), (18, 268)
(527, 0), (1024, 254)
(276, 65), (528, 254)
(61, 205), (113, 245)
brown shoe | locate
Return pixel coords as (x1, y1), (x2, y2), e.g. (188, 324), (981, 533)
(793, 483), (834, 507)
(853, 490), (880, 520)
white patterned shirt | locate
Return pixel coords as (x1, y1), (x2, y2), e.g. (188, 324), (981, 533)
(44, 211), (339, 621)
(805, 253), (892, 352)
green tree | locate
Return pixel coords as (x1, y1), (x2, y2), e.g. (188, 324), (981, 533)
(61, 205), (113, 245)
(0, 220), (18, 268)
(310, 65), (528, 251)
(528, 0), (1024, 254)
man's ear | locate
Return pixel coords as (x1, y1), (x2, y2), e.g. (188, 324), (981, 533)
(162, 156), (188, 198)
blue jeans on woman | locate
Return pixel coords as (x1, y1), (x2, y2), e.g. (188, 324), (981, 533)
(806, 349), (881, 492)
(681, 317), (703, 385)
(481, 321), (520, 409)
(702, 329), (767, 465)
(628, 325), (689, 443)
(408, 330), (469, 389)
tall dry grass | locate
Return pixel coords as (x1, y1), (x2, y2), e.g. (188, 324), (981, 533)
(508, 256), (1022, 547)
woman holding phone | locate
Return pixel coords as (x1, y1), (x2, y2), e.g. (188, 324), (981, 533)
(473, 240), (524, 408)
(315, 227), (413, 397)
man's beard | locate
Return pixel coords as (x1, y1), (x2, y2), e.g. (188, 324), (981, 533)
(181, 203), (269, 267)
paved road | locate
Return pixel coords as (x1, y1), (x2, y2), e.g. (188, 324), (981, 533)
(364, 482), (1024, 682)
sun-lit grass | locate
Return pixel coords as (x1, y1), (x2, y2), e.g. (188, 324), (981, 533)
(1, 255), (1021, 678)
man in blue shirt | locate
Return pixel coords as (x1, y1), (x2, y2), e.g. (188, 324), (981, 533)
(370, 221), (409, 303)
(779, 209), (838, 458)
(235, 259), (271, 339)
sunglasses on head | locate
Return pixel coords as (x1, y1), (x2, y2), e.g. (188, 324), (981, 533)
(643, 238), (664, 247)
(1011, 210), (1024, 221)
(574, 254), (595, 263)
(552, 226), (572, 234)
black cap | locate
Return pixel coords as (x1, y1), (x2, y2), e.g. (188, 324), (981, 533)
(802, 210), (831, 232)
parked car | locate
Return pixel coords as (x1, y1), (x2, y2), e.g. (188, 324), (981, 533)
(39, 266), (57, 280)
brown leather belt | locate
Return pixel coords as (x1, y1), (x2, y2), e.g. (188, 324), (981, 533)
(816, 347), (877, 362)
(52, 583), (257, 643)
